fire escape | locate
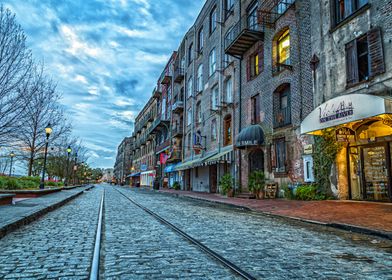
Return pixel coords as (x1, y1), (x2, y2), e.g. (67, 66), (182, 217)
(257, 0), (295, 28)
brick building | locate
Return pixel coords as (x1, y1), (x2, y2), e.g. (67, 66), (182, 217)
(113, 137), (133, 185)
(301, 0), (392, 202)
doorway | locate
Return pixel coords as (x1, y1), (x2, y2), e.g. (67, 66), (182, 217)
(209, 165), (217, 193)
(249, 149), (264, 173)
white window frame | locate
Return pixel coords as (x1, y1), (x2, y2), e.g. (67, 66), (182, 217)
(226, 77), (233, 103)
(197, 64), (203, 92)
(209, 48), (216, 76)
(187, 77), (193, 98)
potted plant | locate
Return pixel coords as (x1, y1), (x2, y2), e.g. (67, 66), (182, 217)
(248, 171), (265, 199)
(219, 173), (233, 197)
(172, 181), (181, 190)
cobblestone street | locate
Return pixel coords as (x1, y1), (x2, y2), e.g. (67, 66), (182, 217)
(0, 186), (103, 279)
(118, 187), (392, 280)
(0, 185), (391, 279)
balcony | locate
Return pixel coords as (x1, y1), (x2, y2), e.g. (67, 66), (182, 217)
(224, 13), (264, 57)
(258, 0), (295, 28)
(147, 116), (170, 135)
(153, 87), (162, 99)
(174, 67), (185, 83)
(172, 123), (183, 138)
(273, 107), (291, 128)
(167, 150), (182, 163)
(161, 70), (172, 85)
(156, 139), (171, 153)
(172, 100), (184, 114)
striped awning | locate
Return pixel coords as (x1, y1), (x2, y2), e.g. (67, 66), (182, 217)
(204, 146), (233, 165)
(174, 158), (203, 171)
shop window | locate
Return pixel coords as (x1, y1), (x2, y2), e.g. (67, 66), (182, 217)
(334, 0), (368, 25)
(197, 64), (203, 93)
(198, 28), (204, 53)
(209, 48), (216, 76)
(210, 6), (217, 34)
(211, 119), (217, 141)
(346, 28), (385, 86)
(251, 94), (260, 124)
(223, 115), (232, 146)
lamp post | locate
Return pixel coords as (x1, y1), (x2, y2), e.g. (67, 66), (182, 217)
(39, 123), (52, 189)
(65, 146), (72, 186)
(73, 153), (78, 185)
(9, 152), (15, 177)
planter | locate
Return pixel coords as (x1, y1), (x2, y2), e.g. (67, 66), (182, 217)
(0, 188), (61, 198)
(256, 190), (264, 199)
(227, 189), (234, 197)
(0, 194), (15, 205)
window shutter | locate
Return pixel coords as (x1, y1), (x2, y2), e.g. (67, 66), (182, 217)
(345, 40), (358, 85)
(246, 57), (251, 81)
(368, 27), (385, 78)
(258, 43), (263, 73)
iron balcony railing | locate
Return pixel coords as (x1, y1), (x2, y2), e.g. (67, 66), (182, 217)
(273, 107), (291, 128)
(174, 67), (185, 83)
(224, 13), (264, 55)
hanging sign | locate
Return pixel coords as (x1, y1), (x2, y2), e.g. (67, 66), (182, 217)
(336, 127), (355, 142)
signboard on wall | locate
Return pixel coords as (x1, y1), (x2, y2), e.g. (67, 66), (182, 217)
(336, 127), (355, 142)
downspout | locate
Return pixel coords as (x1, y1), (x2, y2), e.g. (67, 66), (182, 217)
(236, 1), (243, 194)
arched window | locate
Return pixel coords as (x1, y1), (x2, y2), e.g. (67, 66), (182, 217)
(196, 101), (202, 124)
(188, 43), (193, 65)
(187, 76), (193, 98)
(209, 48), (216, 76)
(273, 84), (291, 128)
(210, 6), (217, 34)
(223, 115), (232, 146)
(197, 64), (203, 92)
(198, 28), (204, 52)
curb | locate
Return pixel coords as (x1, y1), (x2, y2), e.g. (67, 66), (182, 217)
(0, 189), (86, 240)
(157, 190), (392, 241)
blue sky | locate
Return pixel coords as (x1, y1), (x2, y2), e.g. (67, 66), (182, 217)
(3, 0), (205, 169)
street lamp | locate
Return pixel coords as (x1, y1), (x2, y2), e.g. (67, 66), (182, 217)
(39, 123), (52, 189)
(9, 152), (15, 177)
(65, 146), (72, 186)
(73, 152), (78, 185)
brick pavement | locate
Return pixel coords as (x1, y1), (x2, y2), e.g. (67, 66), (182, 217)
(0, 186), (91, 239)
(157, 189), (392, 238)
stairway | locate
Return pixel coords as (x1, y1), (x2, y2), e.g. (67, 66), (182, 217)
(236, 192), (256, 199)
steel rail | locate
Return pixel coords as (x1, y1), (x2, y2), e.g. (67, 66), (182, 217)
(114, 187), (257, 280)
(89, 190), (105, 280)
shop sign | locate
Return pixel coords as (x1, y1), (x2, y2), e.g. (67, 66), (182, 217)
(140, 164), (147, 171)
(303, 144), (313, 155)
(336, 127), (355, 142)
(301, 94), (391, 134)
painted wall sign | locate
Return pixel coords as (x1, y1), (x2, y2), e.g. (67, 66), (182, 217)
(301, 94), (392, 134)
(303, 144), (313, 154)
(336, 127), (356, 142)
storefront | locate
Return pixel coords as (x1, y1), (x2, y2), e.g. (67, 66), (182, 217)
(140, 170), (155, 187)
(301, 94), (392, 202)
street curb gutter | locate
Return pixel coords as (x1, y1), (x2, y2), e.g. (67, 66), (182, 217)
(157, 191), (392, 241)
(0, 187), (92, 240)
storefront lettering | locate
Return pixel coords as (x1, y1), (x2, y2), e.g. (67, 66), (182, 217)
(319, 101), (354, 123)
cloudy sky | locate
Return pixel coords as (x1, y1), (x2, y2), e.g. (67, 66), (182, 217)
(3, 0), (204, 168)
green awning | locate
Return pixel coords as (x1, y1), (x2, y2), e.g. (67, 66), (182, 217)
(174, 158), (203, 171)
(204, 147), (233, 165)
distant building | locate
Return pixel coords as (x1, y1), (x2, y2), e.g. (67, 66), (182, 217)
(101, 168), (114, 183)
(113, 137), (133, 185)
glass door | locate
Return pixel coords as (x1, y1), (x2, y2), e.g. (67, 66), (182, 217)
(362, 145), (390, 201)
(349, 147), (362, 200)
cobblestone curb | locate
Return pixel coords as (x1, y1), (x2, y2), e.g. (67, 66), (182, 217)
(0, 186), (94, 240)
(155, 190), (392, 241)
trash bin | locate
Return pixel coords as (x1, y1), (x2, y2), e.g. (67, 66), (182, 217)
(153, 179), (160, 190)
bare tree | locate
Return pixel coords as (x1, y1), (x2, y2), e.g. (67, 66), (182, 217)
(16, 73), (71, 176)
(0, 6), (34, 145)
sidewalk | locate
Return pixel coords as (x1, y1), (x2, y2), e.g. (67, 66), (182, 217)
(158, 189), (392, 240)
(0, 185), (93, 239)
